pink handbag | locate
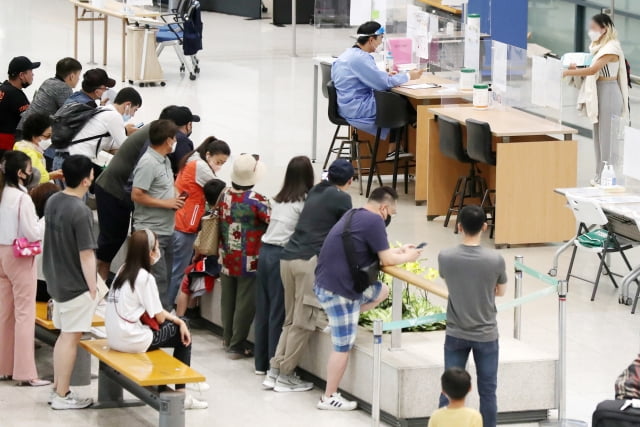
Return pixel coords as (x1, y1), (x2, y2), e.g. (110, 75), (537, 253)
(12, 194), (42, 258)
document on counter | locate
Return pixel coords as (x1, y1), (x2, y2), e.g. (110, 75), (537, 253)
(401, 83), (440, 90)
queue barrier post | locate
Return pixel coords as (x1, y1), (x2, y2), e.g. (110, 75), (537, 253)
(557, 279), (568, 421)
(372, 319), (383, 427)
(390, 277), (403, 350)
(514, 255), (524, 340)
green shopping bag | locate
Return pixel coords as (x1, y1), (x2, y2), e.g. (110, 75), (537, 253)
(577, 229), (609, 248)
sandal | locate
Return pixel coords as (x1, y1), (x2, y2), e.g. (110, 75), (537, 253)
(18, 379), (52, 387)
(226, 347), (253, 360)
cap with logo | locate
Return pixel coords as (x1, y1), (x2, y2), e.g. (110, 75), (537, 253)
(82, 68), (116, 92)
(8, 56), (41, 76)
(159, 105), (201, 127)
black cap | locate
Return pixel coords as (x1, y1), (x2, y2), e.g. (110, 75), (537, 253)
(82, 68), (116, 91)
(8, 56), (41, 76)
(159, 105), (201, 126)
(328, 159), (355, 184)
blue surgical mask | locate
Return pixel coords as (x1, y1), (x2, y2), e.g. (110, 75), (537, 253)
(122, 105), (132, 122)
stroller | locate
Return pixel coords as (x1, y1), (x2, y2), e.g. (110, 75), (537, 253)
(156, 0), (203, 81)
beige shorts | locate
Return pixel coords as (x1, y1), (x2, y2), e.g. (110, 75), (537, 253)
(52, 291), (97, 333)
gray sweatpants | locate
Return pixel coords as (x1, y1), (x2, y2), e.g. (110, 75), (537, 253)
(593, 79), (624, 178)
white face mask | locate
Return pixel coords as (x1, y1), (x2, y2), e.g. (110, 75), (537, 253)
(588, 30), (603, 42)
(171, 140), (178, 153)
(375, 41), (384, 53)
(39, 138), (52, 151)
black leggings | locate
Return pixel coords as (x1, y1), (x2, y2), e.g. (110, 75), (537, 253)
(148, 319), (192, 390)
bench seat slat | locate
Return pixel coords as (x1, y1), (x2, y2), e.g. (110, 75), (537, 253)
(80, 339), (205, 386)
(35, 301), (105, 329)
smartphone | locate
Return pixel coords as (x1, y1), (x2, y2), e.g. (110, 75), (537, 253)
(416, 242), (428, 249)
(136, 122), (144, 128)
(179, 191), (189, 200)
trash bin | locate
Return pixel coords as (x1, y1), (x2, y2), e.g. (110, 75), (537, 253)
(126, 25), (165, 87)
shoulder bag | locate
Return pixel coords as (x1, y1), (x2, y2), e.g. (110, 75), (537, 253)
(341, 209), (380, 294)
(13, 194), (42, 258)
(193, 188), (227, 256)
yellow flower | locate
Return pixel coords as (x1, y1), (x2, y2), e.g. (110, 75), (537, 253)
(425, 268), (439, 281)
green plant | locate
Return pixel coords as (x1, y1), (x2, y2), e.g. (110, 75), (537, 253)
(359, 245), (446, 332)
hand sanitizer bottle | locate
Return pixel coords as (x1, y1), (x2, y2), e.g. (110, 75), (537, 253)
(600, 161), (612, 187)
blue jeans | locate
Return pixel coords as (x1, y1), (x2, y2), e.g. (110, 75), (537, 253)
(254, 243), (285, 372)
(439, 335), (499, 427)
(168, 230), (197, 308)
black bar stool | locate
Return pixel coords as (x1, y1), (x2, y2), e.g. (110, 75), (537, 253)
(320, 62), (351, 170)
(466, 118), (496, 238)
(326, 81), (381, 195)
(438, 115), (487, 231)
(365, 90), (415, 197)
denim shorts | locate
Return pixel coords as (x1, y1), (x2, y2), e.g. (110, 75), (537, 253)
(314, 282), (382, 352)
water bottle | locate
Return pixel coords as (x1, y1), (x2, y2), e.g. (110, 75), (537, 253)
(385, 51), (394, 73)
(600, 161), (613, 187)
(607, 163), (617, 186)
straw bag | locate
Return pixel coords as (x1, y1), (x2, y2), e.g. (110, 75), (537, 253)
(194, 190), (226, 256)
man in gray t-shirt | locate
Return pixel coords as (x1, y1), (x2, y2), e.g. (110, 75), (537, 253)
(437, 205), (507, 427)
(43, 155), (97, 410)
(131, 119), (185, 309)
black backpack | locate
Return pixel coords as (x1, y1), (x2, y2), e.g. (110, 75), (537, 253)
(51, 103), (110, 151)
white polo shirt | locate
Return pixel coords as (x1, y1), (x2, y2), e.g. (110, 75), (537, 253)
(68, 104), (127, 160)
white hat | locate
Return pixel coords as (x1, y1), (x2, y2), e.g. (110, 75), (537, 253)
(231, 154), (266, 187)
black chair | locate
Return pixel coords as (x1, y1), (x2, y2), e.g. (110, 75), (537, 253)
(438, 115), (487, 231)
(326, 81), (381, 195)
(365, 91), (415, 197)
(321, 62), (351, 169)
(465, 119), (496, 238)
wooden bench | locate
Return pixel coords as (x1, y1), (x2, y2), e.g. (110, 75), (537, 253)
(80, 339), (206, 427)
(35, 301), (105, 386)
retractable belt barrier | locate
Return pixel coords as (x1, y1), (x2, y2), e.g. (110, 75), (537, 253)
(370, 256), (575, 427)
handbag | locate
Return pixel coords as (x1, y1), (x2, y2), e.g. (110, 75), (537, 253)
(341, 209), (380, 294)
(12, 194), (42, 258)
(193, 189), (226, 256)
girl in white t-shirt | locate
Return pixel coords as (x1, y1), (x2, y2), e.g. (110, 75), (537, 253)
(105, 229), (207, 409)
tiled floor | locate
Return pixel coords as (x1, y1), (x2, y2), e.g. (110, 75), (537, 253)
(1, 1), (639, 426)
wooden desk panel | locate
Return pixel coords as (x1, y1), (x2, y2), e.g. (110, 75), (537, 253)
(416, 0), (462, 15)
(428, 106), (577, 137)
(495, 141), (577, 244)
(392, 75), (470, 101)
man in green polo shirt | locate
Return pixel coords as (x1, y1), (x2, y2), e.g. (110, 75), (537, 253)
(131, 119), (186, 309)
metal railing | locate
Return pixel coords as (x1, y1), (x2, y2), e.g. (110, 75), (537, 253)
(371, 257), (578, 426)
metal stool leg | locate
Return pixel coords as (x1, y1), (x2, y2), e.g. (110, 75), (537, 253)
(453, 176), (469, 234)
(565, 245), (578, 285)
(365, 140), (383, 187)
(592, 250), (608, 301)
(445, 177), (464, 228)
(353, 140), (364, 196)
(366, 128), (382, 197)
(322, 125), (341, 170)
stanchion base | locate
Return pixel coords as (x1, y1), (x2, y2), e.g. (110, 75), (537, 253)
(539, 419), (588, 426)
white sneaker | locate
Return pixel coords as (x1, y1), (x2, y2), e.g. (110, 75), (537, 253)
(186, 382), (210, 392)
(273, 373), (313, 393)
(262, 369), (279, 390)
(50, 391), (93, 410)
(184, 395), (208, 410)
(47, 389), (56, 405)
(317, 393), (357, 411)
(255, 370), (266, 376)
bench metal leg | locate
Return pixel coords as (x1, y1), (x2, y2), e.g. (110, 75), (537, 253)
(92, 361), (145, 409)
(159, 391), (185, 427)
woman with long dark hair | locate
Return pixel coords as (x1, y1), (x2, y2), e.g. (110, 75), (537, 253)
(255, 156), (314, 378)
(0, 151), (49, 386)
(104, 229), (207, 409)
(564, 13), (629, 183)
(168, 137), (230, 309)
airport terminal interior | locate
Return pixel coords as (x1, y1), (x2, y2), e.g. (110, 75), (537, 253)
(1, 0), (640, 426)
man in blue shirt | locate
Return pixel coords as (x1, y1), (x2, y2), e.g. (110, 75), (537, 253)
(314, 186), (421, 411)
(332, 21), (422, 159)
